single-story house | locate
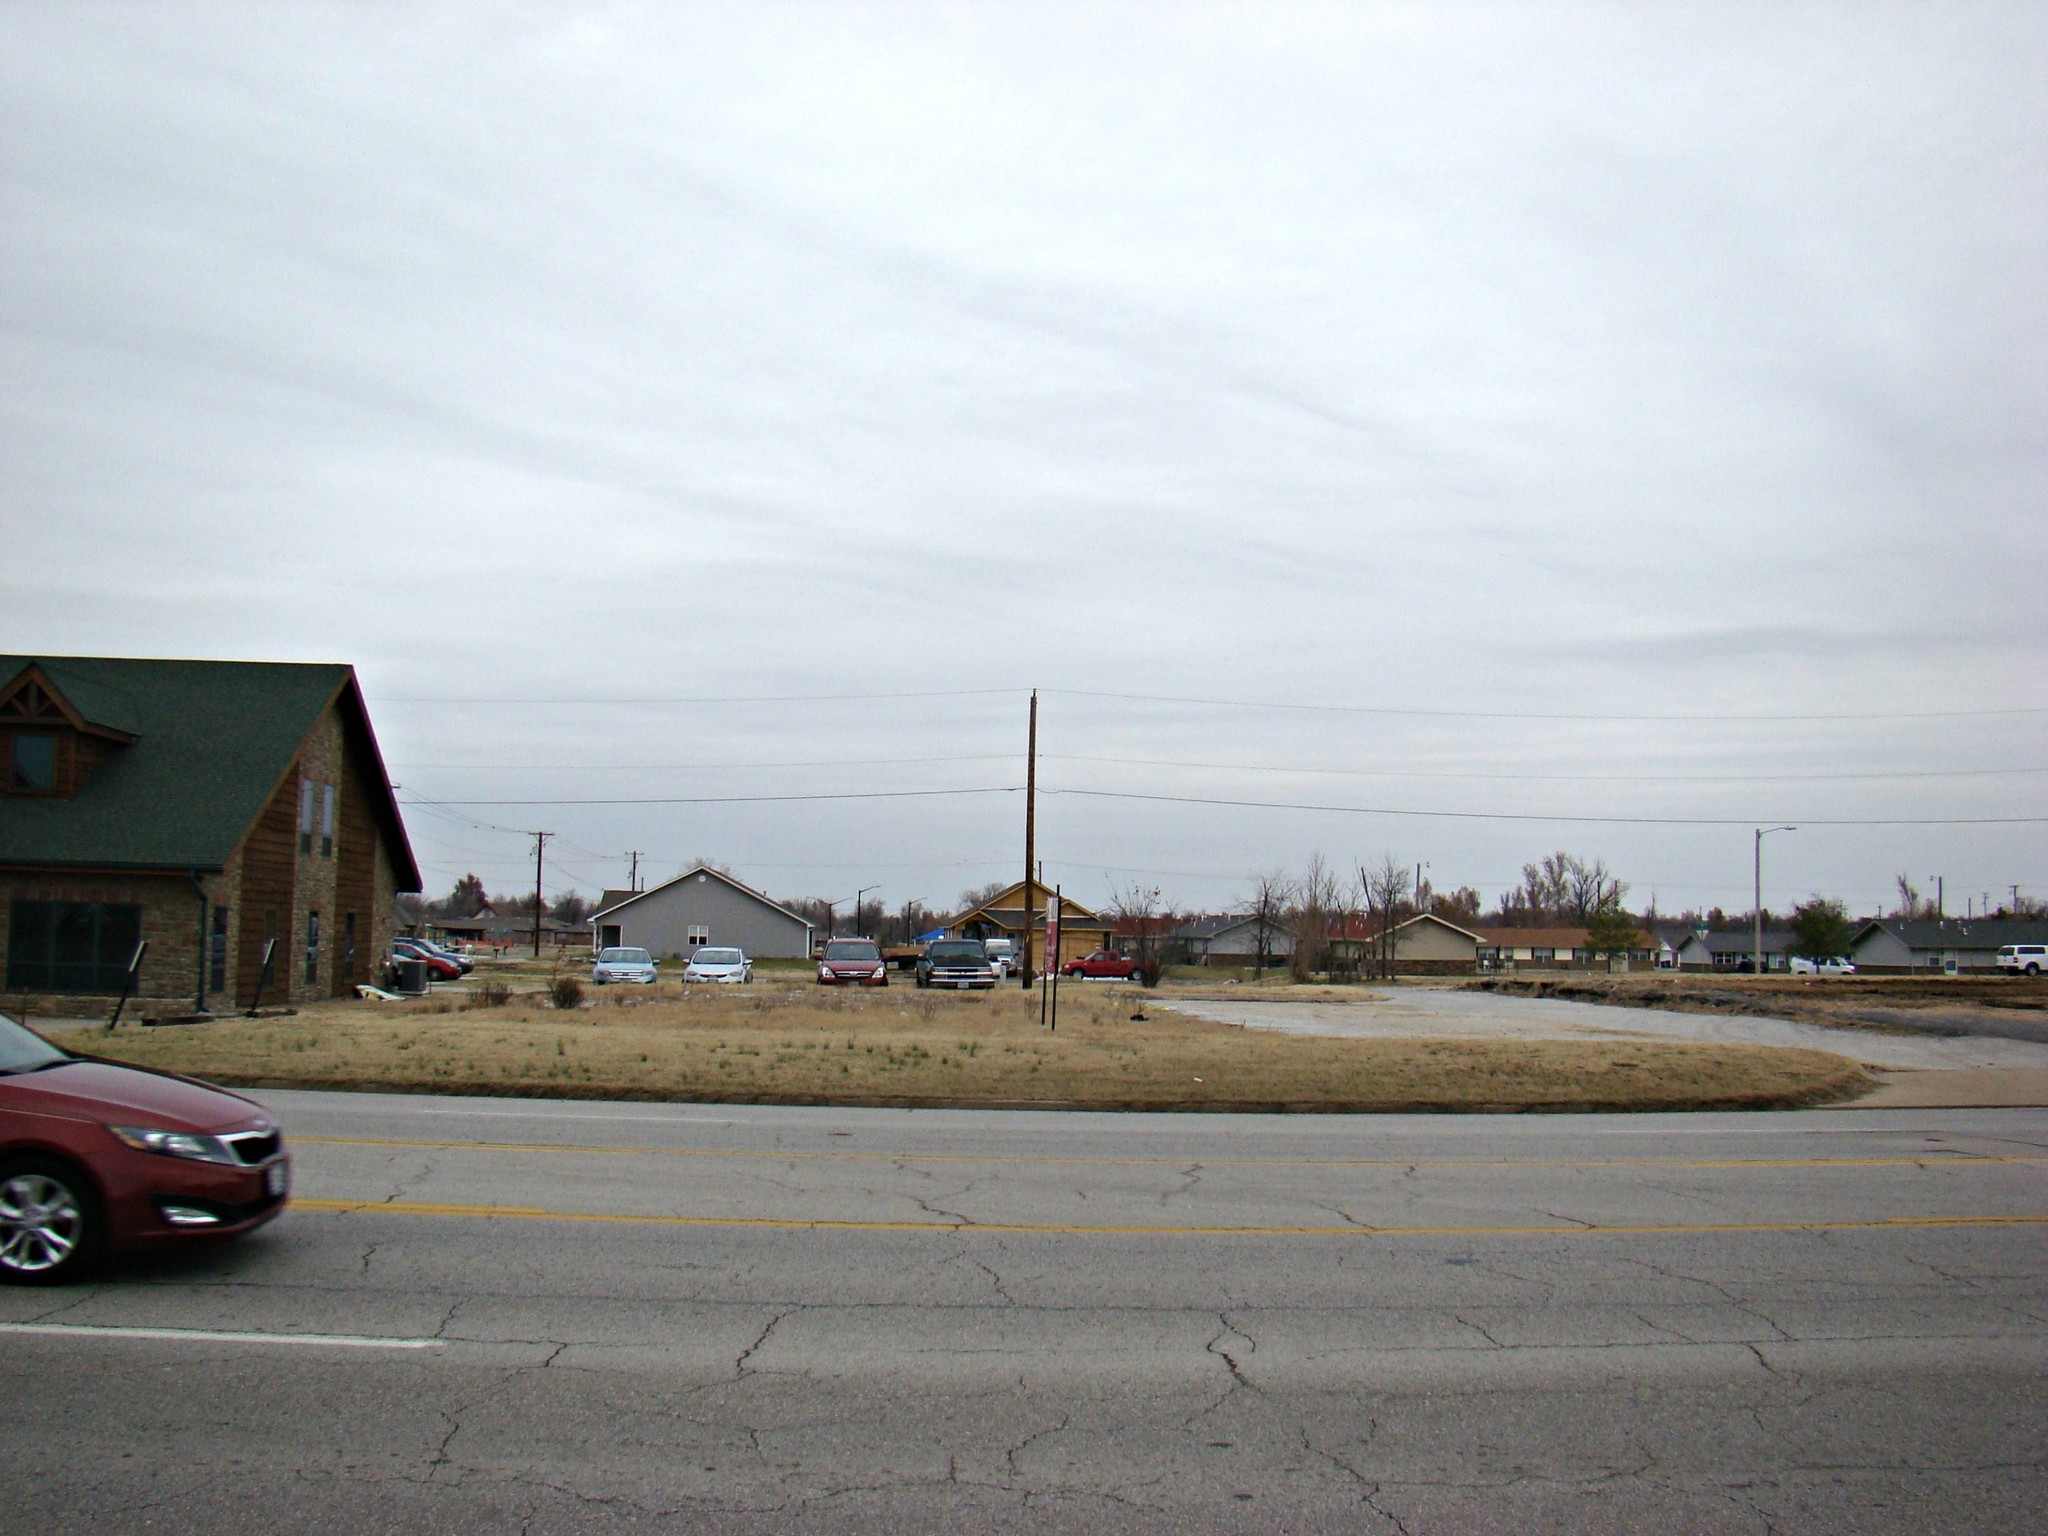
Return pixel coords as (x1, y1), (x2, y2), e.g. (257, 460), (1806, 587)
(1848, 918), (2048, 974)
(588, 866), (813, 960)
(1476, 926), (1665, 971)
(950, 881), (1110, 972)
(1671, 928), (1794, 973)
(1168, 913), (1295, 967)
(0, 655), (420, 1015)
(1331, 913), (1487, 975)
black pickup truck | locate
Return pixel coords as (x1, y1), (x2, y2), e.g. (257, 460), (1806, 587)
(915, 939), (998, 990)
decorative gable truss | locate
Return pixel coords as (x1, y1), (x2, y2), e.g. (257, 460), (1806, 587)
(0, 664), (135, 797)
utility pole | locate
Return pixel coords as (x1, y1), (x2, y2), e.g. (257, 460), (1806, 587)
(854, 886), (878, 938)
(1934, 876), (1944, 919)
(1754, 826), (1795, 977)
(627, 850), (642, 892)
(1021, 689), (1037, 989)
(532, 831), (551, 958)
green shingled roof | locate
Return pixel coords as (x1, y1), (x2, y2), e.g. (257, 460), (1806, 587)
(0, 656), (420, 888)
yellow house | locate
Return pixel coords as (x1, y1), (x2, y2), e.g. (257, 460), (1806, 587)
(950, 881), (1110, 973)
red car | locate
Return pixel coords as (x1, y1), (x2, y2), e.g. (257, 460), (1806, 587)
(0, 1013), (290, 1283)
(1061, 950), (1143, 980)
(817, 938), (889, 987)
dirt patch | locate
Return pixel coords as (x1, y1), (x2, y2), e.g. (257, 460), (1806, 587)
(1463, 973), (2048, 1043)
(68, 980), (1870, 1113)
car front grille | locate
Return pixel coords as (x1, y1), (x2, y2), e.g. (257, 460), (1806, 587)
(222, 1131), (282, 1165)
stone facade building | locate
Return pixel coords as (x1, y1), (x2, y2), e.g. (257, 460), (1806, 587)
(0, 656), (420, 1018)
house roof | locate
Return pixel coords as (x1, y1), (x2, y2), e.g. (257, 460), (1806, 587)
(1851, 918), (2048, 951)
(589, 865), (813, 928)
(0, 654), (419, 888)
(1171, 914), (1256, 940)
(1679, 929), (1793, 954)
(1473, 925), (1660, 949)
(950, 880), (1107, 931)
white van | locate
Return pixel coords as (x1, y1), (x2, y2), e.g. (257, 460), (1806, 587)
(1997, 944), (2046, 976)
(982, 937), (1016, 977)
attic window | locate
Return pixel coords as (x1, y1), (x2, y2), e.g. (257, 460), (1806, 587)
(9, 733), (56, 793)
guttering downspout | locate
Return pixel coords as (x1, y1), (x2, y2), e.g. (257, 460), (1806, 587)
(187, 871), (208, 1014)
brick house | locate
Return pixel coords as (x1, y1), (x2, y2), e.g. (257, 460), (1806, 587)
(0, 656), (420, 1017)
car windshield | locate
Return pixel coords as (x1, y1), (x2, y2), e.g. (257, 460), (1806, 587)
(0, 1015), (72, 1074)
(825, 941), (880, 961)
(600, 948), (651, 964)
(928, 942), (986, 962)
(694, 949), (743, 965)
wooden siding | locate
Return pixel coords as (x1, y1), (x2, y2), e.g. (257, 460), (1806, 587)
(235, 767), (297, 1006)
(334, 735), (379, 996)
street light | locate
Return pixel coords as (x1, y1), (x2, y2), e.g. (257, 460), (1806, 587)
(853, 886), (878, 938)
(1755, 826), (1796, 976)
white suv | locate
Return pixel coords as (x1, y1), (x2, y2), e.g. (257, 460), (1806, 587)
(1997, 944), (2046, 976)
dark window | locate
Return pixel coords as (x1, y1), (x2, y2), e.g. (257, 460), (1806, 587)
(6, 900), (143, 993)
(320, 784), (335, 858)
(1531, 947), (1554, 964)
(342, 912), (356, 985)
(298, 779), (315, 854)
(305, 909), (320, 987)
(9, 733), (57, 793)
(210, 906), (230, 993)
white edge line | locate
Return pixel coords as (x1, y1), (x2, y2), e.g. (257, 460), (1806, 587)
(0, 1323), (444, 1349)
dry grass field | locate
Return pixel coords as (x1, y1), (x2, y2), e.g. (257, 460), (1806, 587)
(78, 978), (1874, 1112)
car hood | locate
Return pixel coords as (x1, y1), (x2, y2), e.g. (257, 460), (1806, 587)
(2, 1059), (268, 1133)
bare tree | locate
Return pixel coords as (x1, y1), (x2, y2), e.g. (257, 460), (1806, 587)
(1359, 854), (1413, 981)
(1107, 880), (1166, 984)
(957, 879), (1009, 912)
(1289, 853), (1345, 981)
(1242, 870), (1291, 975)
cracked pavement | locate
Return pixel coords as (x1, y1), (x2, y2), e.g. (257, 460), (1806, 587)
(1, 1094), (2042, 1533)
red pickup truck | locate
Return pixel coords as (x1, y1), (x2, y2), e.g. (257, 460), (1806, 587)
(1060, 950), (1142, 980)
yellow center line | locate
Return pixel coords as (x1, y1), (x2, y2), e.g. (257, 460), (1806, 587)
(289, 1136), (2048, 1172)
(289, 1199), (2048, 1238)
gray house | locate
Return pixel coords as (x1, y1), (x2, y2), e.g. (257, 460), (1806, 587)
(1848, 918), (2048, 974)
(1170, 913), (1295, 966)
(589, 866), (813, 960)
(1673, 928), (1794, 972)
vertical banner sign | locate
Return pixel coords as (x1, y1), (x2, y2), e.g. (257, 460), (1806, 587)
(1044, 891), (1059, 982)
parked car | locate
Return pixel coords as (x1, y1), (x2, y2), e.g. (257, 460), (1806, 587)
(0, 1012), (290, 1283)
(1789, 957), (1857, 976)
(590, 946), (658, 985)
(916, 939), (997, 990)
(1061, 950), (1143, 981)
(982, 937), (1017, 978)
(817, 938), (888, 987)
(685, 947), (753, 984)
(415, 937), (474, 975)
(1998, 944), (2047, 976)
(391, 938), (462, 981)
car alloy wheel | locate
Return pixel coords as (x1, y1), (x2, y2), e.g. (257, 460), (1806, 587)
(0, 1159), (100, 1284)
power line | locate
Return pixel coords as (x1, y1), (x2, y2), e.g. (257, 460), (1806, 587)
(381, 688), (1018, 706)
(1045, 688), (2048, 724)
(1047, 754), (2047, 786)
(402, 786), (1022, 807)
(1043, 786), (2048, 828)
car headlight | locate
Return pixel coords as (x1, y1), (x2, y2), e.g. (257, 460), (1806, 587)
(108, 1125), (242, 1166)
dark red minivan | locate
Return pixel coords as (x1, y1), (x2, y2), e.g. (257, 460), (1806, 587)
(0, 1013), (289, 1283)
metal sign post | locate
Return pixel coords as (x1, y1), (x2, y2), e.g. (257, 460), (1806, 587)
(105, 939), (148, 1030)
(1047, 885), (1061, 1033)
(246, 938), (277, 1017)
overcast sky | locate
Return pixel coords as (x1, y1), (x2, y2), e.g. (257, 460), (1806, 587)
(4, 3), (2043, 919)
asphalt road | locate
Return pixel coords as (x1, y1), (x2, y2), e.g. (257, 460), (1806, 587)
(3, 1093), (2044, 1534)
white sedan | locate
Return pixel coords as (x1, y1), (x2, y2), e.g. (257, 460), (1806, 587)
(685, 946), (753, 984)
(591, 946), (658, 984)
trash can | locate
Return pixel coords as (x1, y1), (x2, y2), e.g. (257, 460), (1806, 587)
(389, 957), (429, 996)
